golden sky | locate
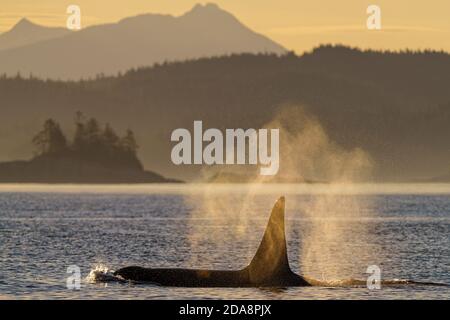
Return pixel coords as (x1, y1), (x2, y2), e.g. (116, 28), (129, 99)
(1, 0), (450, 53)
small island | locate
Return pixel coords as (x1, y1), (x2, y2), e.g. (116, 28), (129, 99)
(0, 113), (181, 183)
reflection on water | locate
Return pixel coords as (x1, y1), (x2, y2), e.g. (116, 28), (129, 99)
(1, 182), (450, 194)
(0, 183), (449, 299)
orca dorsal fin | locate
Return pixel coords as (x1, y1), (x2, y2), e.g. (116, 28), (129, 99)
(246, 196), (292, 284)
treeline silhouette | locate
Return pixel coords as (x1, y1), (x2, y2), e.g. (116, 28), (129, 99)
(31, 113), (142, 170)
(1, 45), (449, 180)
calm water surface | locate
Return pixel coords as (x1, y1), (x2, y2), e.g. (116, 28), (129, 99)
(0, 183), (449, 299)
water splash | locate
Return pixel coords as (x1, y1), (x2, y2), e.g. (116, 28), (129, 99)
(86, 264), (125, 283)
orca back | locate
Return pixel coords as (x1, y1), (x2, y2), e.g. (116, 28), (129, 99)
(114, 196), (310, 287)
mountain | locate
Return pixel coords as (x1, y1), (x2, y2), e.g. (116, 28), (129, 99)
(1, 47), (449, 182)
(0, 3), (285, 79)
(0, 18), (71, 52)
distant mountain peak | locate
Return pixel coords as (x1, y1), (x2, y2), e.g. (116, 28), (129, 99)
(191, 3), (221, 12)
(11, 18), (39, 32)
(0, 3), (285, 78)
(184, 3), (230, 18)
(17, 17), (33, 25)
(0, 18), (70, 52)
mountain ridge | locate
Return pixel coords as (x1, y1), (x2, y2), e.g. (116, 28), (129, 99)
(0, 3), (285, 79)
(0, 18), (71, 52)
(1, 46), (449, 182)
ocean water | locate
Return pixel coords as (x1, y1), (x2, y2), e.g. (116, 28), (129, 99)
(0, 183), (449, 300)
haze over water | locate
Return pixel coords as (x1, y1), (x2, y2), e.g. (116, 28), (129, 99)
(0, 183), (449, 299)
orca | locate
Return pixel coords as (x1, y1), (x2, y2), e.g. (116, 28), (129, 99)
(114, 196), (311, 287)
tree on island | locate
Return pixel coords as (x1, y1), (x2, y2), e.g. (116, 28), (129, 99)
(32, 119), (68, 156)
(32, 113), (142, 170)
